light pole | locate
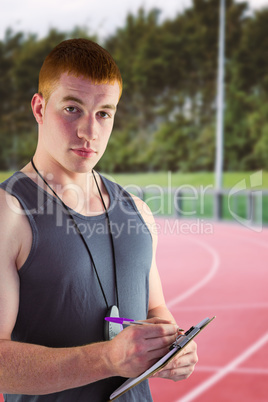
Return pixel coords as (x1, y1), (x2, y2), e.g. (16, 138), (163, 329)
(215, 0), (226, 219)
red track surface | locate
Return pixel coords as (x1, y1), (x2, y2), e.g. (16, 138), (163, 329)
(149, 218), (268, 402)
(1, 219), (267, 401)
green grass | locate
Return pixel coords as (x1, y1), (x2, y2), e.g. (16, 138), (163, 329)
(1, 170), (267, 224)
(0, 172), (12, 182)
(1, 170), (267, 188)
(108, 171), (267, 224)
(105, 171), (268, 189)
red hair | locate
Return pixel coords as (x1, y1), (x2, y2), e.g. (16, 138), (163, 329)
(38, 38), (122, 102)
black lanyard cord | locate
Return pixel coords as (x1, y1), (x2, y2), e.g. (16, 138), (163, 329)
(92, 170), (119, 310)
(30, 158), (119, 310)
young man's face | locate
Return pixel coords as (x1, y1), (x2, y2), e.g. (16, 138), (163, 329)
(36, 72), (120, 174)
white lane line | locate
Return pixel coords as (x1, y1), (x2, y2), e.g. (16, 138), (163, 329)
(167, 238), (220, 308)
(176, 332), (268, 402)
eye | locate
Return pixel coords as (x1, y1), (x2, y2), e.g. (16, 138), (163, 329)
(65, 106), (79, 113)
(98, 111), (111, 119)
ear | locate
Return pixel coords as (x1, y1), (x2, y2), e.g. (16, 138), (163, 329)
(31, 93), (45, 124)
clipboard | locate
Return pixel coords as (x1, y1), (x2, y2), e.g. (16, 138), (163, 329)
(108, 316), (215, 401)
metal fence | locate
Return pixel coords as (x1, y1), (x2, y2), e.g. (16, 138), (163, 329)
(129, 186), (268, 228)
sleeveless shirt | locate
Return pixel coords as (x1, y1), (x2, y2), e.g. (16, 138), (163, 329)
(0, 172), (153, 402)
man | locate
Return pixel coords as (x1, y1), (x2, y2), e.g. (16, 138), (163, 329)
(0, 38), (197, 401)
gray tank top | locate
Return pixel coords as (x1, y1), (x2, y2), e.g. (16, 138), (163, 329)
(0, 172), (153, 402)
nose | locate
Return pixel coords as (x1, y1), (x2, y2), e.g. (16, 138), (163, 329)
(77, 115), (98, 141)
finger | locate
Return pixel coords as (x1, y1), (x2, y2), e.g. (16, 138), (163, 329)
(153, 365), (194, 381)
(181, 340), (198, 356)
(143, 317), (176, 325)
(154, 352), (197, 379)
(163, 349), (198, 373)
(142, 323), (178, 340)
(120, 326), (176, 357)
(145, 333), (177, 352)
(147, 341), (176, 361)
(143, 317), (183, 332)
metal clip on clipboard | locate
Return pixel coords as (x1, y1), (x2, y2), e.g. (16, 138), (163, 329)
(170, 317), (215, 351)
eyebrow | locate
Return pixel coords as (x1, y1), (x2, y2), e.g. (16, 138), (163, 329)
(61, 96), (85, 105)
(61, 96), (117, 111)
(102, 104), (117, 111)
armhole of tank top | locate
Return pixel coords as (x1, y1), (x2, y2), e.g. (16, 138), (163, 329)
(11, 194), (39, 276)
(127, 193), (153, 242)
(102, 175), (153, 242)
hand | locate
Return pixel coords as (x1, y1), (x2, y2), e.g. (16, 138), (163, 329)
(152, 340), (198, 382)
(106, 318), (178, 378)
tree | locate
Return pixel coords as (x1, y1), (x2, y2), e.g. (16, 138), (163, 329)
(0, 1), (267, 172)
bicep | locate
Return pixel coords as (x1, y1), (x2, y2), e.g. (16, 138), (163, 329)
(148, 259), (166, 311)
(0, 259), (20, 340)
(130, 194), (166, 310)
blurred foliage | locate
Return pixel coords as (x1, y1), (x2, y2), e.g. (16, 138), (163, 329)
(0, 0), (267, 172)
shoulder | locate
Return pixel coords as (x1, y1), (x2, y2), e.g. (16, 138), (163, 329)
(0, 189), (21, 339)
(0, 187), (23, 243)
(130, 194), (158, 247)
(100, 173), (157, 242)
(0, 187), (23, 225)
(0, 172), (34, 231)
(0, 187), (32, 269)
(130, 195), (153, 222)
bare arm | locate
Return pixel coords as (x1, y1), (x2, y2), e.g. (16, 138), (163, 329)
(0, 190), (110, 395)
(133, 196), (198, 381)
(131, 195), (176, 322)
(0, 190), (178, 395)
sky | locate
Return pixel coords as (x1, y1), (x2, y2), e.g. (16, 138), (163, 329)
(1, 0), (268, 41)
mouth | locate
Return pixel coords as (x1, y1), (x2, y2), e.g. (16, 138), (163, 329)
(71, 148), (97, 158)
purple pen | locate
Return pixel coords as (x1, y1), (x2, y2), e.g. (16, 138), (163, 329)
(104, 317), (152, 326)
(105, 317), (184, 331)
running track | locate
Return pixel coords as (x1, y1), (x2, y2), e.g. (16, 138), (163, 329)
(149, 218), (268, 402)
(1, 219), (267, 401)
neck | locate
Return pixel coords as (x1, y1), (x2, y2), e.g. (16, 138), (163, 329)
(21, 157), (108, 216)
(27, 153), (94, 190)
